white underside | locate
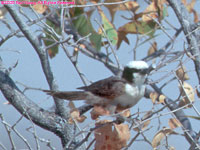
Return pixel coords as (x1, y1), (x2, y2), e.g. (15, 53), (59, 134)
(113, 84), (145, 107)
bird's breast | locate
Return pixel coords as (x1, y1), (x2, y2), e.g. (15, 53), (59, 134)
(113, 84), (145, 108)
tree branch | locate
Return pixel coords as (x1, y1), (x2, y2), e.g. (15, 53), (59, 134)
(0, 68), (64, 139)
(3, 4), (76, 148)
(145, 86), (200, 149)
(44, 11), (120, 75)
(167, 0), (200, 84)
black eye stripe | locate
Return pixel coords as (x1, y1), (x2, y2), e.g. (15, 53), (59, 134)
(125, 67), (141, 72)
(130, 68), (141, 72)
(124, 67), (148, 73)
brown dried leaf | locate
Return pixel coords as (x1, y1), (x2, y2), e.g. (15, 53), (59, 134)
(91, 0), (100, 3)
(74, 0), (86, 5)
(182, 0), (186, 5)
(104, 0), (121, 22)
(33, 4), (48, 14)
(192, 9), (199, 23)
(142, 1), (157, 22)
(90, 105), (110, 120)
(169, 146), (176, 150)
(68, 109), (86, 124)
(183, 0), (196, 13)
(176, 66), (190, 81)
(152, 127), (178, 148)
(118, 1), (139, 12)
(142, 0), (166, 22)
(147, 42), (157, 56)
(95, 120), (130, 150)
(168, 118), (181, 129)
(116, 30), (130, 49)
(179, 82), (195, 108)
(182, 0), (198, 22)
(79, 44), (86, 49)
(133, 111), (152, 132)
(0, 7), (7, 19)
(158, 95), (166, 104)
(196, 88), (200, 98)
(121, 109), (131, 118)
(104, 0), (139, 22)
(150, 92), (159, 104)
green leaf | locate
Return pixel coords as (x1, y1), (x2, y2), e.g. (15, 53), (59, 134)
(119, 21), (156, 37)
(73, 15), (90, 36)
(117, 21), (156, 48)
(163, 6), (168, 18)
(90, 33), (102, 52)
(73, 15), (102, 51)
(44, 38), (59, 58)
(100, 11), (118, 46)
(44, 19), (61, 58)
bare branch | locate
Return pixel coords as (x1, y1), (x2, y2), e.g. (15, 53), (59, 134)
(167, 0), (200, 84)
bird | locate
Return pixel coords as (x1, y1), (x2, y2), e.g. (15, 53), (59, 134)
(45, 61), (151, 114)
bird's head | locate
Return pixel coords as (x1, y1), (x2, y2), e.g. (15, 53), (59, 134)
(122, 61), (150, 85)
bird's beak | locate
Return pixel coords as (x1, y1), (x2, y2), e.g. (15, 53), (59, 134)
(141, 64), (156, 75)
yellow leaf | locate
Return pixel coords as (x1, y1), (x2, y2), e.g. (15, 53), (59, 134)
(176, 66), (190, 81)
(133, 111), (152, 132)
(158, 95), (166, 104)
(142, 1), (158, 22)
(150, 92), (159, 104)
(118, 1), (139, 12)
(184, 0), (196, 13)
(104, 0), (139, 22)
(33, 4), (48, 14)
(178, 82), (195, 108)
(68, 109), (86, 124)
(152, 127), (178, 148)
(121, 109), (131, 117)
(142, 0), (166, 22)
(168, 118), (181, 129)
(0, 7), (7, 19)
(104, 0), (121, 22)
(181, 0), (187, 5)
(147, 42), (157, 56)
(182, 0), (198, 22)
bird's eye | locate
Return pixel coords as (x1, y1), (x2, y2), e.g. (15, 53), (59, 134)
(130, 68), (140, 73)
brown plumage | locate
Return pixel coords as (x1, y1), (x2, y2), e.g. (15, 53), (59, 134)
(44, 61), (151, 114)
(44, 76), (126, 104)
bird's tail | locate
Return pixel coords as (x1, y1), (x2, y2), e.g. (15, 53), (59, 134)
(44, 90), (89, 100)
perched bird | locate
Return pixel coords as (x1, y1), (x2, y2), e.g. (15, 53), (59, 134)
(45, 61), (151, 114)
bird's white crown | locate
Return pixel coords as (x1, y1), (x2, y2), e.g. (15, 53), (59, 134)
(126, 61), (149, 70)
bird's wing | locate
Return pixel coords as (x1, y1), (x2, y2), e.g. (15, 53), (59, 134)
(77, 76), (126, 99)
(44, 90), (89, 100)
